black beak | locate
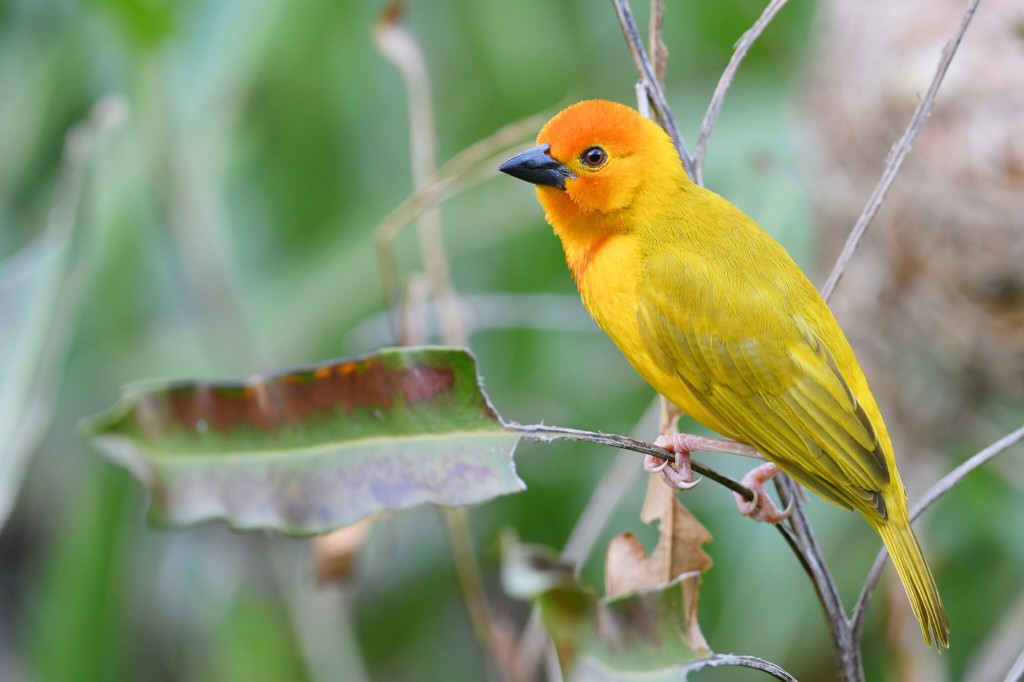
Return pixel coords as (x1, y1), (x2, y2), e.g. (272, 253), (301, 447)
(498, 144), (575, 190)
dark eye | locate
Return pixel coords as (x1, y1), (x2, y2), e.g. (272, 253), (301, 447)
(580, 146), (607, 169)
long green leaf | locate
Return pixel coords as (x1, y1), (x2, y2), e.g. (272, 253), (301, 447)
(81, 347), (524, 536)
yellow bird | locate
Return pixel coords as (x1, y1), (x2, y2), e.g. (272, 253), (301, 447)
(499, 99), (948, 648)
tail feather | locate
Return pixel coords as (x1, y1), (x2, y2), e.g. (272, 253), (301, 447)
(874, 514), (949, 649)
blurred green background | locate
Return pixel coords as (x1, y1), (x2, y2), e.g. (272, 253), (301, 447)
(2, 0), (1022, 680)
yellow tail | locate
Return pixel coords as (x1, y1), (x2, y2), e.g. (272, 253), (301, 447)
(873, 511), (949, 649)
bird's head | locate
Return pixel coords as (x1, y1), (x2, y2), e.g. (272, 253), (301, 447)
(499, 100), (687, 233)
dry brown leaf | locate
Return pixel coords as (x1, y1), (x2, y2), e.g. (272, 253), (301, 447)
(605, 475), (713, 653)
(313, 516), (376, 585)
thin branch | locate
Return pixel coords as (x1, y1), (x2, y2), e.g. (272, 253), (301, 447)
(610, 0), (696, 180)
(913, 426), (1024, 519)
(647, 0), (668, 86)
(821, 0), (980, 302)
(693, 0), (789, 185)
(619, 7), (851, 671)
(851, 424), (1024, 641)
(776, 477), (862, 680)
(507, 422), (758, 501)
(516, 401), (658, 680)
(681, 653), (798, 682)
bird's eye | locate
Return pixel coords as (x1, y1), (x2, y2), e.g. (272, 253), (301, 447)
(580, 146), (608, 169)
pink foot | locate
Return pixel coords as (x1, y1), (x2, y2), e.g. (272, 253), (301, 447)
(733, 462), (793, 524)
(646, 434), (702, 490)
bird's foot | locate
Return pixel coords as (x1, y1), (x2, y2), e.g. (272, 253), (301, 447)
(646, 433), (703, 490)
(733, 462), (793, 524)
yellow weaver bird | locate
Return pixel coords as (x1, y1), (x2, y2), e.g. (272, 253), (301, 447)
(499, 99), (948, 648)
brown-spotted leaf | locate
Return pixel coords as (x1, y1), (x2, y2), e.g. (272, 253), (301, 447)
(81, 347), (524, 536)
(605, 477), (713, 654)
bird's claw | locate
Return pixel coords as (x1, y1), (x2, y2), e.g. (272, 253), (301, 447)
(645, 435), (701, 490)
(664, 470), (703, 490)
(644, 455), (669, 474)
(732, 462), (791, 524)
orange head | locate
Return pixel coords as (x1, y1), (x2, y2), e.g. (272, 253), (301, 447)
(499, 100), (688, 234)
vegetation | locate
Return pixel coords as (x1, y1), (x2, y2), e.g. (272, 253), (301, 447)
(2, 1), (1021, 680)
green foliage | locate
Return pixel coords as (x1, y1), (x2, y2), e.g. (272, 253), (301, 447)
(2, 1), (1019, 681)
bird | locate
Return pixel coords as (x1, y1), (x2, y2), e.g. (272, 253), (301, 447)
(498, 99), (948, 649)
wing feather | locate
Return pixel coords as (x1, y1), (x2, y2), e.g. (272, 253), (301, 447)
(636, 251), (889, 518)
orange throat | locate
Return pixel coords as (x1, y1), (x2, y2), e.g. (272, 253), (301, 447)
(567, 233), (613, 284)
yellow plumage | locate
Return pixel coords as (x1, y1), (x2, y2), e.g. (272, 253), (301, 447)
(500, 99), (948, 648)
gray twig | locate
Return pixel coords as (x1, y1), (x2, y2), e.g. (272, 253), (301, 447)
(693, 0), (789, 185)
(507, 422), (757, 501)
(682, 653), (798, 682)
(776, 476), (862, 680)
(851, 424), (1024, 641)
(821, 0), (980, 302)
(610, 0), (696, 180)
(615, 1), (853, 675)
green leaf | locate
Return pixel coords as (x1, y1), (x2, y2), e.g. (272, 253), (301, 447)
(0, 230), (72, 527)
(81, 347), (524, 536)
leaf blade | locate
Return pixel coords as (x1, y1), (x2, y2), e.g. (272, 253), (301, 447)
(82, 347), (524, 536)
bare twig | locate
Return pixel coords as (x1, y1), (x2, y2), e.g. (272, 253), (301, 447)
(507, 422), (759, 501)
(821, 0), (980, 302)
(619, 6), (852, 672)
(787, 0), (981, 672)
(610, 0), (696, 180)
(851, 424), (1024, 641)
(777, 477), (862, 680)
(682, 653), (798, 682)
(647, 0), (668, 86)
(912, 427), (1024, 519)
(693, 0), (789, 185)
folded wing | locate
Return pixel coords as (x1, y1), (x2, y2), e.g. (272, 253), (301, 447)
(636, 249), (889, 520)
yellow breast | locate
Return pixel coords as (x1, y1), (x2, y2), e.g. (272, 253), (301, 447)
(572, 232), (731, 435)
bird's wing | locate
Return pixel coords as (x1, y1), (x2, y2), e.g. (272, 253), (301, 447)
(636, 249), (890, 519)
